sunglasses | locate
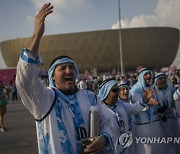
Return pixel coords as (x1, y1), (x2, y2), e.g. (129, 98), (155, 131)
(111, 87), (120, 93)
(158, 77), (166, 80)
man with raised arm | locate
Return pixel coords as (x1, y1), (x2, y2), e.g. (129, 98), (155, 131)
(16, 3), (114, 154)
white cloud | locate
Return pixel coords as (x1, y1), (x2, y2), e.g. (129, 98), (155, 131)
(32, 0), (88, 10)
(112, 0), (180, 67)
(112, 0), (180, 29)
(155, 0), (180, 28)
(25, 0), (89, 24)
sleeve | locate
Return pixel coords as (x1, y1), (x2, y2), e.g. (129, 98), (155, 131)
(173, 87), (180, 101)
(124, 99), (147, 115)
(130, 93), (149, 112)
(96, 97), (115, 152)
(16, 48), (55, 119)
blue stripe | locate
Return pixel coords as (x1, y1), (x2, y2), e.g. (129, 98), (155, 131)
(120, 101), (132, 131)
(20, 48), (41, 64)
(134, 113), (141, 124)
(54, 97), (73, 153)
(140, 99), (147, 107)
(146, 109), (151, 122)
(101, 132), (115, 152)
(86, 90), (97, 106)
(37, 122), (52, 154)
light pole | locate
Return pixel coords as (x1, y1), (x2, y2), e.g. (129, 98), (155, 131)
(118, 0), (124, 76)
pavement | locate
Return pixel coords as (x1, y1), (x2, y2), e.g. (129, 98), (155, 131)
(0, 99), (38, 154)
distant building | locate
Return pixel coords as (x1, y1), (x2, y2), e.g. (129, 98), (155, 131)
(0, 27), (179, 73)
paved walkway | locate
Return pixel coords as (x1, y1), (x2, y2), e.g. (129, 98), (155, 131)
(0, 99), (38, 154)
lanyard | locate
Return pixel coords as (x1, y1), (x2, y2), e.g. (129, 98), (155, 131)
(154, 87), (169, 107)
(106, 104), (125, 133)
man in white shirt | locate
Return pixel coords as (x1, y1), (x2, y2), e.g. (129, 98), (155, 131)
(97, 78), (157, 154)
(16, 3), (114, 154)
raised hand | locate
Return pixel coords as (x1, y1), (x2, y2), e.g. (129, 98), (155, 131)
(34, 3), (53, 37)
(142, 88), (158, 105)
(27, 3), (53, 59)
(143, 88), (154, 102)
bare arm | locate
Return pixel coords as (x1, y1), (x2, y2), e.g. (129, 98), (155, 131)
(27, 3), (53, 59)
(15, 3), (54, 119)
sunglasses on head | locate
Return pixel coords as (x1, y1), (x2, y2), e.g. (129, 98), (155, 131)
(111, 87), (120, 93)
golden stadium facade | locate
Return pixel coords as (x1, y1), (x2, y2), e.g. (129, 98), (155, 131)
(0, 27), (179, 73)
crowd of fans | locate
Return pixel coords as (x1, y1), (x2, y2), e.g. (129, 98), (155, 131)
(37, 68), (180, 94)
(76, 68), (180, 94)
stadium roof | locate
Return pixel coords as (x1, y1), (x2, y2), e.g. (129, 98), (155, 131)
(1, 27), (179, 73)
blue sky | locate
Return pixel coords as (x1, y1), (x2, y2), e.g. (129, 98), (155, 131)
(0, 0), (179, 68)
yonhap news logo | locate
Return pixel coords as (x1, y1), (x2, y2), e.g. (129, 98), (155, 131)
(118, 134), (180, 149)
(135, 137), (180, 144)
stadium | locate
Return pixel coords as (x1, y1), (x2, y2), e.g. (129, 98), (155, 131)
(0, 27), (179, 73)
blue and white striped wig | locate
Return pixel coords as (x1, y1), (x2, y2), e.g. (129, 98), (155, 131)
(138, 68), (153, 90)
(98, 79), (117, 101)
(48, 56), (79, 87)
(154, 72), (166, 84)
(118, 80), (130, 89)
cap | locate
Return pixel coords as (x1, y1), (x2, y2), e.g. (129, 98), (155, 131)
(89, 105), (99, 111)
